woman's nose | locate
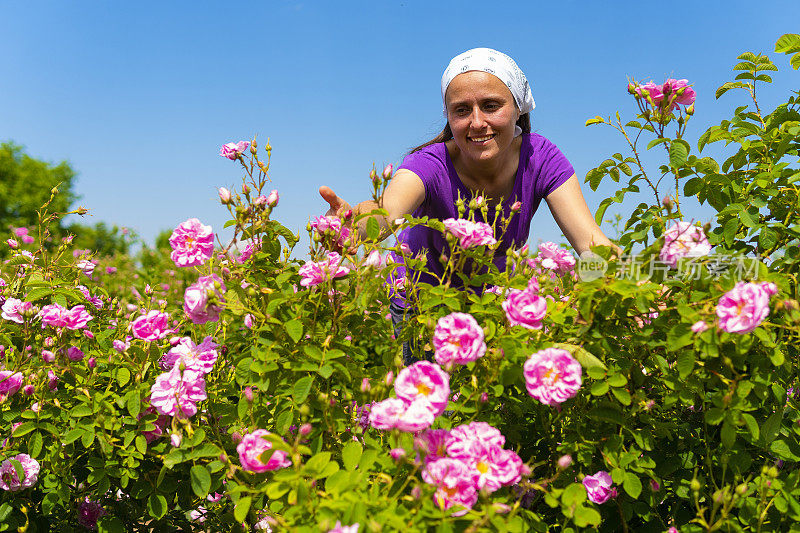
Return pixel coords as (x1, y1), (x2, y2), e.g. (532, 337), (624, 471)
(469, 108), (488, 129)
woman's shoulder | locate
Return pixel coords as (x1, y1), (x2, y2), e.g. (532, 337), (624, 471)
(522, 132), (561, 153)
(399, 142), (449, 175)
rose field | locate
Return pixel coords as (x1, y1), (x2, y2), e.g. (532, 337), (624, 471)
(1, 36), (800, 532)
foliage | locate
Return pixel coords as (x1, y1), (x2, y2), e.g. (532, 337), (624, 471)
(0, 35), (799, 532)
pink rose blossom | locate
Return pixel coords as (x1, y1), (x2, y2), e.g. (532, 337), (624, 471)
(716, 281), (774, 334)
(168, 218), (215, 268)
(443, 218), (497, 248)
(184, 274), (226, 324)
(395, 398), (436, 432)
(77, 286), (103, 309)
(237, 429), (292, 472)
(0, 371), (24, 397)
(446, 421), (505, 458)
(524, 348), (582, 406)
(299, 252), (351, 287)
(266, 189), (279, 207)
(63, 305), (93, 330)
(6, 238), (18, 249)
(463, 443), (523, 492)
(583, 470), (615, 504)
(218, 187), (232, 203)
(12, 227), (28, 237)
(113, 339), (130, 353)
(244, 314), (254, 328)
(531, 242), (576, 275)
(664, 78), (696, 107)
(415, 429), (450, 464)
(394, 361), (450, 416)
(691, 320), (709, 333)
(390, 448), (406, 460)
(422, 458), (479, 514)
(77, 497), (106, 530)
(21, 235), (34, 244)
(236, 242), (257, 264)
(364, 250), (387, 268)
(433, 312), (487, 367)
(1, 298), (29, 324)
(369, 398), (408, 430)
(41, 350), (55, 362)
(47, 370), (58, 390)
(160, 336), (219, 374)
(149, 366), (207, 418)
(659, 222), (711, 268)
(502, 288), (547, 330)
(67, 346), (84, 361)
(131, 310), (172, 341)
(311, 216), (351, 250)
(76, 259), (95, 277)
(219, 141), (249, 160)
(253, 195), (267, 207)
(0, 453), (40, 491)
(635, 81), (664, 105)
(328, 521), (359, 533)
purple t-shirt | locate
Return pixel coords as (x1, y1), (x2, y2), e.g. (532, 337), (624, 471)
(392, 132), (574, 305)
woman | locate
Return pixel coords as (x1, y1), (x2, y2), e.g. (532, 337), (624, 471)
(319, 48), (614, 360)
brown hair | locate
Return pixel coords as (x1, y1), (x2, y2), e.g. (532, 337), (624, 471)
(410, 113), (531, 153)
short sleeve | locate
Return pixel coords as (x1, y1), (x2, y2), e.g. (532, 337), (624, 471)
(534, 140), (575, 199)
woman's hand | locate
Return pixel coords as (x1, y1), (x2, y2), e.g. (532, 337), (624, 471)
(318, 186), (352, 218)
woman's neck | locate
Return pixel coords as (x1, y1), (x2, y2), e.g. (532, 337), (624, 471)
(447, 136), (522, 199)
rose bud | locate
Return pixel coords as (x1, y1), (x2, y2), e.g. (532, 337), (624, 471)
(218, 187), (232, 204)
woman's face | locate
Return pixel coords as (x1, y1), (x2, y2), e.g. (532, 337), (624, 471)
(445, 71), (520, 164)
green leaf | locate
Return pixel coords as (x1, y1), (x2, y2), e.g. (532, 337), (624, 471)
(588, 406), (625, 426)
(366, 217), (380, 240)
(147, 494), (167, 519)
(607, 373), (627, 387)
(562, 482), (587, 506)
(647, 138), (669, 150)
(25, 286), (54, 302)
(234, 496), (252, 523)
(190, 465), (211, 498)
(70, 405), (94, 418)
(573, 506), (602, 527)
(761, 411), (782, 444)
(585, 116), (604, 127)
(116, 367), (131, 388)
(759, 227), (778, 251)
(342, 441), (363, 471)
(590, 381), (609, 396)
(284, 319), (303, 343)
(721, 420), (736, 449)
(97, 517), (126, 533)
(715, 81), (748, 99)
(669, 140), (689, 168)
(305, 451), (332, 476)
(623, 473), (643, 499)
(705, 408), (725, 426)
(28, 432), (43, 458)
(741, 413), (759, 440)
(676, 351), (695, 379)
(11, 422), (36, 437)
(63, 428), (84, 444)
(770, 439), (800, 461)
(293, 375), (314, 404)
(723, 218), (739, 246)
(552, 343), (606, 370)
(775, 34), (800, 54)
(612, 388), (631, 406)
(683, 177), (703, 197)
(317, 364), (334, 379)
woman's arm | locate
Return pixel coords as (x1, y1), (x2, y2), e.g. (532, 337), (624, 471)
(319, 169), (426, 241)
(544, 174), (619, 255)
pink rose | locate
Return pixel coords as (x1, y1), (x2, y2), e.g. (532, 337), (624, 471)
(1, 298), (29, 324)
(236, 429), (292, 472)
(368, 398), (408, 430)
(219, 141), (249, 160)
(0, 371), (24, 397)
(523, 348), (582, 406)
(443, 218), (497, 248)
(184, 274), (226, 325)
(394, 398), (436, 433)
(266, 189), (279, 207)
(138, 406), (168, 443)
(77, 497), (106, 530)
(328, 521), (359, 533)
(415, 429), (450, 464)
(299, 252), (350, 287)
(691, 320), (709, 333)
(67, 346), (84, 361)
(433, 312), (487, 367)
(76, 259), (96, 277)
(0, 453), (40, 491)
(635, 81), (664, 105)
(716, 281), (773, 334)
(12, 227), (28, 237)
(445, 421), (505, 459)
(583, 471), (614, 504)
(664, 78), (696, 107)
(422, 458), (478, 514)
(168, 218), (215, 268)
(149, 366), (207, 418)
(463, 443), (523, 492)
(659, 222), (711, 268)
(310, 216), (351, 250)
(532, 242), (576, 275)
(131, 310), (172, 341)
(63, 305), (93, 330)
(394, 361), (450, 416)
(160, 336), (219, 374)
(236, 242), (257, 264)
(218, 187), (232, 203)
(502, 288), (547, 330)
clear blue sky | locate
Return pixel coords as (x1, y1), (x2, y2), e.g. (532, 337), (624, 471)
(2, 1), (798, 257)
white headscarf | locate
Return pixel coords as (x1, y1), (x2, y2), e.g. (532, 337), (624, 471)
(441, 48), (535, 136)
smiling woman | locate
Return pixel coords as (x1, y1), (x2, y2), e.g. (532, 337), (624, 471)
(318, 47), (615, 360)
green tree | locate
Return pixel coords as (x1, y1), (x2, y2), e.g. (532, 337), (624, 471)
(0, 141), (78, 231)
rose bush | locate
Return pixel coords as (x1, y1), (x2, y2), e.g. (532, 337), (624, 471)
(0, 36), (798, 532)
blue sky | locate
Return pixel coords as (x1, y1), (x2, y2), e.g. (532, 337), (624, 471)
(2, 1), (798, 257)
